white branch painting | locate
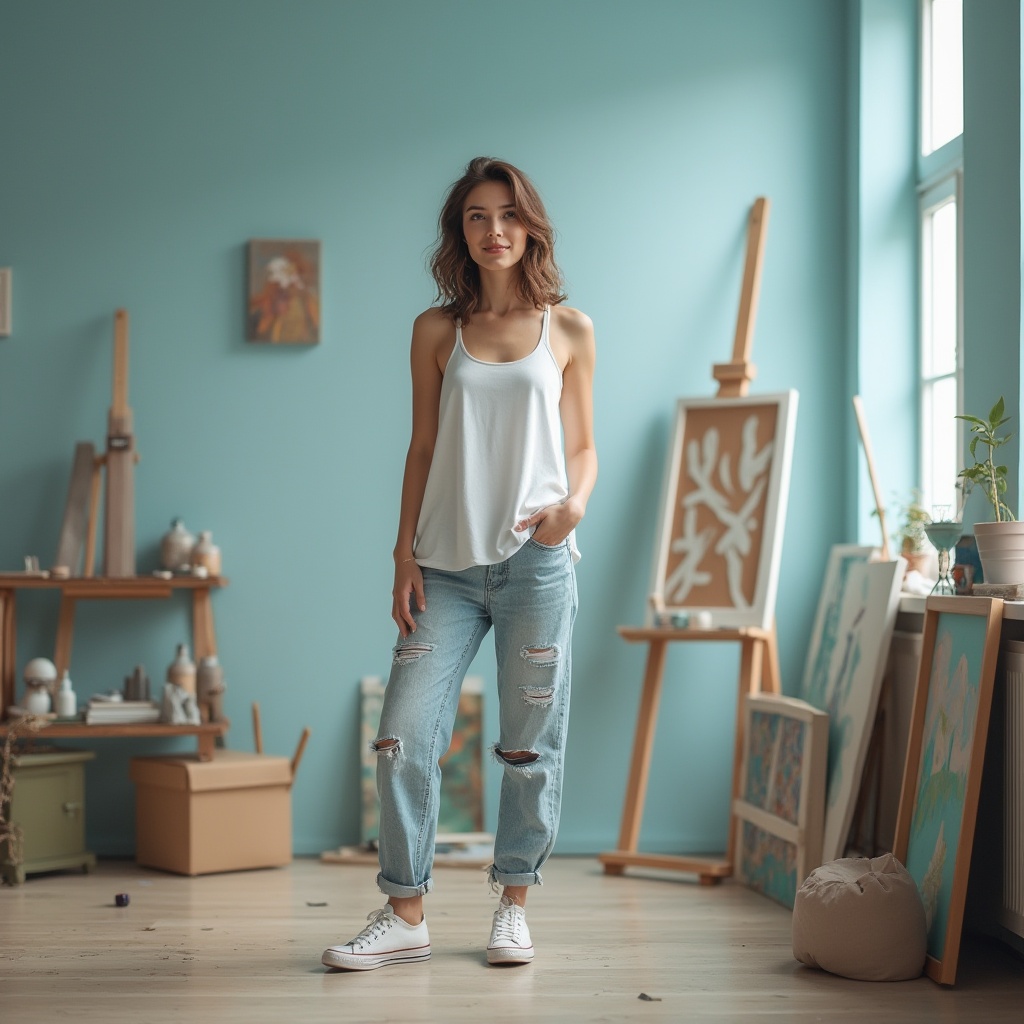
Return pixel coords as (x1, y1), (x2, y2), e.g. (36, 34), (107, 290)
(664, 413), (774, 608)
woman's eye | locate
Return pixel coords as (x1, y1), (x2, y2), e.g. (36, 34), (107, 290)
(504, 211), (517, 219)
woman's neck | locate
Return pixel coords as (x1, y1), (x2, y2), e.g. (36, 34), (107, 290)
(476, 267), (528, 317)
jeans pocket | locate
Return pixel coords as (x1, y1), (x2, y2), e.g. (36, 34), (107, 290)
(527, 535), (566, 551)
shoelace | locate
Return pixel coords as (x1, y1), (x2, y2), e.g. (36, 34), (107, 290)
(491, 901), (524, 944)
(349, 907), (394, 949)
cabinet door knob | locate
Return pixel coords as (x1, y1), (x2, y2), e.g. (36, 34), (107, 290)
(62, 801), (82, 816)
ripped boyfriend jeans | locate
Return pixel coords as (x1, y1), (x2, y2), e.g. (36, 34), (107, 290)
(373, 536), (577, 899)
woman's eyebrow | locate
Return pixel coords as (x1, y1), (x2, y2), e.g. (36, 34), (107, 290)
(465, 203), (516, 212)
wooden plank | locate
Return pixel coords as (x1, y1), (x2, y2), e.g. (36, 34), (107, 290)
(53, 442), (96, 575)
(713, 196), (770, 398)
(103, 309), (135, 576)
(84, 454), (103, 577)
(1, 589), (15, 715)
(54, 596), (76, 679)
(853, 395), (893, 561)
(614, 639), (668, 854)
(597, 850), (731, 881)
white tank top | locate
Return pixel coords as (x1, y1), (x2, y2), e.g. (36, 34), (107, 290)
(413, 306), (581, 570)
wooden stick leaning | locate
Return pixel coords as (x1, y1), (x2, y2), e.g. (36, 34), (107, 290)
(852, 395), (892, 562)
(252, 702), (263, 755)
(290, 727), (310, 781)
(103, 309), (136, 576)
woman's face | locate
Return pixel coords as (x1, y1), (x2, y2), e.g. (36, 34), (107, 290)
(462, 180), (528, 271)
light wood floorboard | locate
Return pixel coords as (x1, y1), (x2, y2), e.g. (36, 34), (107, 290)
(2, 856), (1023, 1023)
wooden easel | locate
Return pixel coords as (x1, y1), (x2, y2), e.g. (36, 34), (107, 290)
(598, 198), (782, 884)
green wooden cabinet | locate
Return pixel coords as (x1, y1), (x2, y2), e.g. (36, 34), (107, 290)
(1, 748), (97, 885)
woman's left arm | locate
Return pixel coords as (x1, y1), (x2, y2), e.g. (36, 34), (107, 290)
(516, 308), (597, 545)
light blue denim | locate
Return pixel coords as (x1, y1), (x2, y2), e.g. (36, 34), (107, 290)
(373, 536), (578, 898)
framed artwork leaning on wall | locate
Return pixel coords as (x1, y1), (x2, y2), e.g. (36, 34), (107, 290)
(893, 595), (1003, 985)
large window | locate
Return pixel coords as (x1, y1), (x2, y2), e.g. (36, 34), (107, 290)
(919, 0), (963, 516)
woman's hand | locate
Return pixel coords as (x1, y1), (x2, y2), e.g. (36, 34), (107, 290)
(514, 498), (584, 547)
(392, 559), (426, 637)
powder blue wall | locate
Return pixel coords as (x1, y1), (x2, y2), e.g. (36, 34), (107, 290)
(0, 0), (849, 857)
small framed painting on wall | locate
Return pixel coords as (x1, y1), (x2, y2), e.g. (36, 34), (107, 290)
(247, 239), (321, 344)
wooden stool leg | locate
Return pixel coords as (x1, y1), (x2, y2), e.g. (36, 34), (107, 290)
(726, 636), (765, 867)
(762, 623), (781, 695)
(612, 639), (669, 861)
(54, 596), (77, 680)
(1, 590), (16, 714)
(192, 587), (217, 660)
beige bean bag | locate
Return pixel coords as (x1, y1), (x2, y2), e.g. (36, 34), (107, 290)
(792, 853), (927, 982)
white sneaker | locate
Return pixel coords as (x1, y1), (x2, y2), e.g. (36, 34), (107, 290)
(322, 905), (431, 971)
(487, 896), (535, 965)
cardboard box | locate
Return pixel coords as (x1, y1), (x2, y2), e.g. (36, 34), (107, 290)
(129, 750), (292, 875)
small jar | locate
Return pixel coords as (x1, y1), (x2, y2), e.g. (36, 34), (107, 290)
(160, 518), (196, 571)
(167, 643), (197, 695)
(56, 670), (77, 718)
(23, 682), (52, 715)
(191, 531), (222, 576)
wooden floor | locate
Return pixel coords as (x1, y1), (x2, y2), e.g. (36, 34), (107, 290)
(3, 857), (1024, 1023)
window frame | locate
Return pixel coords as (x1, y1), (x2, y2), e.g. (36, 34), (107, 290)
(917, 0), (964, 515)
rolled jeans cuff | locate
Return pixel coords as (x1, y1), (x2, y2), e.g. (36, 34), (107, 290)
(487, 865), (543, 888)
(377, 871), (433, 898)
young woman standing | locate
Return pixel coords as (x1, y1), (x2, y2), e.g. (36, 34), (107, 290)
(322, 157), (597, 971)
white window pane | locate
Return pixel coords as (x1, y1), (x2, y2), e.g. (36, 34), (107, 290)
(928, 0), (963, 152)
(924, 200), (958, 377)
(924, 376), (959, 514)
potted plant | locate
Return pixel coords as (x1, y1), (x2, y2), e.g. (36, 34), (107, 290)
(895, 490), (931, 575)
(957, 396), (1024, 584)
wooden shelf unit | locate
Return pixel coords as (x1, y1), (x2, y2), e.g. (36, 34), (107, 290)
(0, 573), (228, 760)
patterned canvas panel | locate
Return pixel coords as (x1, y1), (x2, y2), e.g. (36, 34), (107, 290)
(769, 719), (806, 824)
(360, 676), (484, 844)
(739, 820), (797, 908)
(744, 710), (779, 808)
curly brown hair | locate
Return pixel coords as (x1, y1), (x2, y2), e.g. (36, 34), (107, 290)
(429, 157), (567, 324)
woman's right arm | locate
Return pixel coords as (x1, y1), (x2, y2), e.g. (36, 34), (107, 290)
(392, 310), (447, 636)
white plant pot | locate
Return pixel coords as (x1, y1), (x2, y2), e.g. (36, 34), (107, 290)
(973, 521), (1024, 584)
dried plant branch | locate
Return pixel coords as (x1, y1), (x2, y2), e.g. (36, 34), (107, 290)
(1, 716), (45, 882)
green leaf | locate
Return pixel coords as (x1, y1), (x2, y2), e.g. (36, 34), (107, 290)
(991, 396), (1005, 422)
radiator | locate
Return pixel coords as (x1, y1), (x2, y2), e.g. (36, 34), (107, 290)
(1002, 640), (1024, 941)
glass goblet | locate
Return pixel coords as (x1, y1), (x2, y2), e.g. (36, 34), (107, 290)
(924, 519), (963, 596)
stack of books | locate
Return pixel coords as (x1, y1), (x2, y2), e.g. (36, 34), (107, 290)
(85, 698), (161, 725)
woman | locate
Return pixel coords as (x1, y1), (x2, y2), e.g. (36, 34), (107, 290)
(322, 157), (597, 971)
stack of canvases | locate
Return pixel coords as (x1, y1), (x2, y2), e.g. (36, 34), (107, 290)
(736, 546), (1006, 987)
(732, 546), (904, 910)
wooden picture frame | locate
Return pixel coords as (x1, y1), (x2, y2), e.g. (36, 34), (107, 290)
(798, 548), (904, 862)
(893, 596), (1003, 985)
(247, 239), (321, 344)
(733, 694), (828, 908)
(360, 675), (484, 845)
(648, 392), (798, 630)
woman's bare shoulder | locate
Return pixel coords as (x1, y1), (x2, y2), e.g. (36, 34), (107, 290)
(411, 307), (455, 350)
(551, 304), (594, 340)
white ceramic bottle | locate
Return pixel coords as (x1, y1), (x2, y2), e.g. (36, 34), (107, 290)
(160, 518), (196, 571)
(56, 670), (77, 718)
(191, 531), (222, 575)
(167, 643), (197, 694)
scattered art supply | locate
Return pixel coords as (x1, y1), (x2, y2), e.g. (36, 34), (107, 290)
(115, 893), (130, 907)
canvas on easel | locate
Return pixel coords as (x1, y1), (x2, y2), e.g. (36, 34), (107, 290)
(649, 391), (798, 631)
(599, 196), (802, 885)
